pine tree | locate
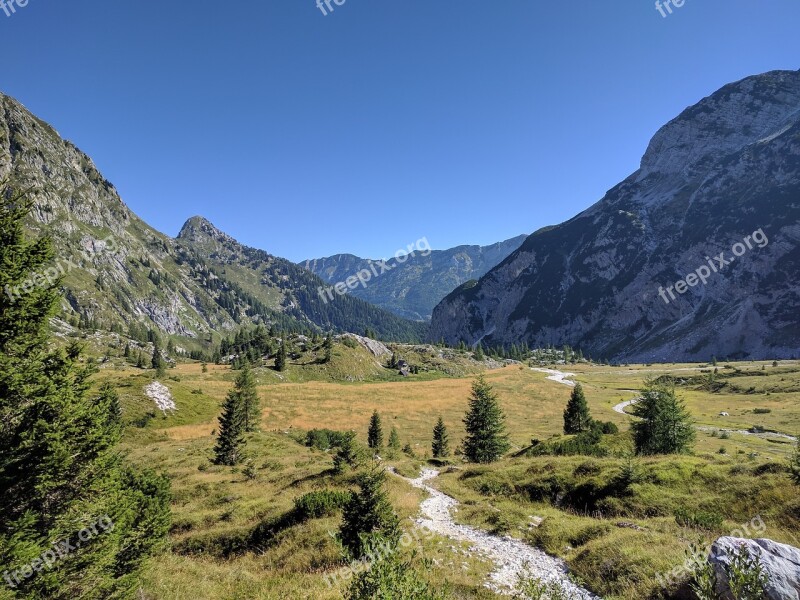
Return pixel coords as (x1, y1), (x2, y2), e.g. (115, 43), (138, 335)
(563, 383), (593, 434)
(632, 378), (695, 455)
(0, 184), (170, 598)
(214, 387), (247, 466)
(233, 361), (260, 432)
(462, 375), (510, 463)
(368, 410), (384, 449)
(388, 427), (401, 451)
(334, 432), (365, 474)
(323, 332), (333, 364)
(136, 350), (146, 369)
(431, 417), (450, 458)
(339, 466), (400, 559)
(152, 338), (166, 377)
(275, 340), (288, 372)
(474, 344), (484, 361)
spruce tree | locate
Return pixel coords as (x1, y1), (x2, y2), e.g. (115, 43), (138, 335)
(334, 432), (365, 474)
(232, 361), (260, 432)
(323, 332), (333, 364)
(432, 417), (450, 458)
(462, 375), (510, 463)
(151, 338), (166, 377)
(632, 377), (695, 455)
(563, 383), (593, 434)
(368, 410), (383, 449)
(275, 340), (287, 372)
(339, 466), (400, 559)
(214, 386), (247, 465)
(0, 184), (170, 598)
(388, 427), (401, 456)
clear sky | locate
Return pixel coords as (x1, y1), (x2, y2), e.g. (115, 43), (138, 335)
(1, 1), (799, 262)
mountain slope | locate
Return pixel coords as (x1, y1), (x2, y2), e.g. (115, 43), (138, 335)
(430, 69), (800, 362)
(301, 236), (527, 321)
(0, 93), (425, 344)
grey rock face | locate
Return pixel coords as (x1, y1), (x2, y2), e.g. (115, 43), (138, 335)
(710, 536), (800, 600)
(430, 70), (800, 362)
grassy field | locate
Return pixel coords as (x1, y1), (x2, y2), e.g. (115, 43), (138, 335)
(97, 347), (800, 599)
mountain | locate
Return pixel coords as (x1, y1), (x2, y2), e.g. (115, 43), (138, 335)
(0, 93), (426, 344)
(430, 69), (800, 362)
(301, 236), (527, 321)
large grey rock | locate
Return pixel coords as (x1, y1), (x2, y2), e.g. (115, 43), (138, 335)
(710, 537), (800, 600)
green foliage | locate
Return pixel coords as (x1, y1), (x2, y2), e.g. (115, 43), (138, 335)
(293, 490), (352, 519)
(333, 432), (366, 474)
(345, 546), (446, 600)
(152, 338), (166, 377)
(368, 410), (384, 449)
(323, 332), (334, 363)
(431, 417), (450, 458)
(214, 384), (247, 466)
(674, 507), (723, 530)
(339, 467), (400, 559)
(275, 340), (288, 372)
(305, 428), (350, 451)
(462, 375), (510, 463)
(790, 438), (800, 485)
(631, 377), (695, 455)
(563, 383), (592, 434)
(232, 362), (260, 432)
(726, 543), (768, 600)
(0, 184), (170, 599)
(388, 427), (401, 451)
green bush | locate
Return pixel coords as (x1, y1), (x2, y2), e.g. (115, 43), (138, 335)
(294, 490), (352, 519)
(674, 507), (723, 530)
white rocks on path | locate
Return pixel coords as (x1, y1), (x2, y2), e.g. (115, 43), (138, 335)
(144, 381), (177, 415)
(530, 368), (576, 387)
(398, 468), (599, 599)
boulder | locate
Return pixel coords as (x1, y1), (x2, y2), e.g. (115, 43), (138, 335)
(709, 537), (800, 600)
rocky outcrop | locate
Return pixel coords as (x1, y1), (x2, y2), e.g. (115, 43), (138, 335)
(710, 537), (800, 600)
(430, 69), (800, 362)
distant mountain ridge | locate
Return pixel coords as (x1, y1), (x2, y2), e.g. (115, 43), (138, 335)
(301, 236), (527, 321)
(0, 92), (426, 344)
(430, 69), (800, 362)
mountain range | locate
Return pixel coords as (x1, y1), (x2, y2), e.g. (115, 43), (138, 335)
(301, 236), (526, 321)
(430, 69), (800, 362)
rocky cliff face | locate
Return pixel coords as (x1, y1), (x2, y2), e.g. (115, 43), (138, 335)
(0, 93), (426, 343)
(430, 70), (800, 362)
(301, 236), (527, 321)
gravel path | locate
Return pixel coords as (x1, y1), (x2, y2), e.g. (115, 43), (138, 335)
(530, 368), (576, 387)
(398, 468), (599, 599)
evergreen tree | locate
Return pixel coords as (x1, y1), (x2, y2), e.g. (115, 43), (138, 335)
(0, 184), (170, 598)
(323, 332), (333, 364)
(474, 344), (484, 361)
(368, 410), (384, 449)
(563, 383), (593, 434)
(339, 466), (400, 559)
(388, 427), (401, 452)
(388, 352), (398, 370)
(431, 417), (450, 458)
(232, 361), (260, 432)
(214, 386), (247, 465)
(136, 350), (145, 369)
(151, 338), (166, 377)
(462, 375), (510, 463)
(275, 340), (288, 372)
(631, 378), (695, 455)
(790, 437), (800, 485)
(334, 432), (365, 474)
(123, 343), (131, 358)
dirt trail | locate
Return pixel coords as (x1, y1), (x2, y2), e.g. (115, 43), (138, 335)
(398, 468), (599, 598)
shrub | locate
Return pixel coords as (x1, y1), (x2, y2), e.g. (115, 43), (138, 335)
(753, 408), (771, 414)
(294, 490), (352, 519)
(674, 507), (723, 530)
(306, 428), (350, 451)
(345, 545), (446, 600)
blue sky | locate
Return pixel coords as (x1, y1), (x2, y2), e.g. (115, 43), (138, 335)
(2, 1), (799, 262)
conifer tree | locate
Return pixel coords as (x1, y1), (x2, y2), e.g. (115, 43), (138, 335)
(214, 387), (246, 466)
(0, 184), (170, 598)
(431, 417), (450, 458)
(563, 383), (593, 434)
(368, 410), (384, 449)
(152, 338), (166, 377)
(334, 432), (365, 474)
(275, 340), (288, 372)
(632, 377), (695, 455)
(388, 427), (401, 453)
(233, 361), (260, 432)
(790, 437), (800, 485)
(339, 466), (400, 559)
(323, 332), (334, 364)
(462, 375), (510, 463)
